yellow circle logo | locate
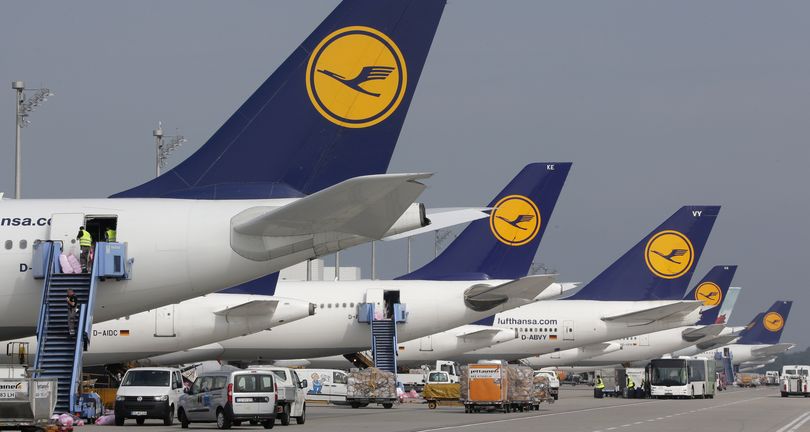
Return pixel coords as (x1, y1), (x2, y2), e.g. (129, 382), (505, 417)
(644, 230), (694, 279)
(489, 195), (541, 247)
(694, 282), (723, 307)
(763, 312), (784, 332)
(306, 26), (407, 128)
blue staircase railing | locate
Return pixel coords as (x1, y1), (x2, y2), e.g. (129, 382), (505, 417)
(68, 244), (102, 412)
(33, 241), (62, 371)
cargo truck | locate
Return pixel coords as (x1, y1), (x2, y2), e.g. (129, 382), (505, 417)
(780, 365), (809, 397)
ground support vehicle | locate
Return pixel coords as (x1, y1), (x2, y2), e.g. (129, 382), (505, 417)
(345, 368), (396, 409)
(248, 367), (307, 425)
(650, 358), (716, 399)
(780, 365), (809, 397)
(0, 378), (57, 431)
(534, 370), (560, 400)
(177, 369), (277, 429)
(114, 367), (184, 426)
(765, 371), (780, 386)
(422, 382), (461, 409)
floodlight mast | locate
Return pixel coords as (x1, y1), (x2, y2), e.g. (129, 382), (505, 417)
(153, 121), (186, 178)
(12, 80), (54, 199)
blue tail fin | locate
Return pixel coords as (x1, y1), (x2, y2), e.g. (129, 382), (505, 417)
(112, 0), (446, 199)
(736, 301), (792, 345)
(683, 265), (737, 325)
(566, 206), (720, 301)
(397, 163), (571, 281)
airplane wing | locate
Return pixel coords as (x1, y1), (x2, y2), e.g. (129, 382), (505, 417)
(602, 301), (702, 326)
(232, 173), (431, 238)
(751, 343), (795, 359)
(681, 324), (725, 342)
(382, 207), (490, 241)
(457, 328), (514, 339)
(214, 300), (279, 319)
(464, 275), (556, 311)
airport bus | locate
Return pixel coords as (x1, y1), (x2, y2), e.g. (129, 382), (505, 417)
(649, 358), (716, 399)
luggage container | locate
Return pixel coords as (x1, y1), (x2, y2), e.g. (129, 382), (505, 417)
(345, 368), (397, 409)
(0, 378), (57, 431)
(460, 364), (510, 413)
(505, 365), (534, 412)
(422, 382), (461, 409)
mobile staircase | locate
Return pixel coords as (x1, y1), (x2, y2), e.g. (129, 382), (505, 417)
(350, 303), (407, 374)
(32, 241), (128, 413)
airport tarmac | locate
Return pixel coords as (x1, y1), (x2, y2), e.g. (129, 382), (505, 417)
(107, 386), (810, 432)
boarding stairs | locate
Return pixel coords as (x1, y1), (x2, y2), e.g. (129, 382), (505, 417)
(351, 303), (407, 374)
(32, 241), (127, 414)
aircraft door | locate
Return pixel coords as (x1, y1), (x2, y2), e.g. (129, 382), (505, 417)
(365, 288), (384, 318)
(419, 336), (433, 352)
(49, 213), (85, 252)
(563, 320), (574, 341)
(639, 335), (649, 346)
(154, 305), (176, 337)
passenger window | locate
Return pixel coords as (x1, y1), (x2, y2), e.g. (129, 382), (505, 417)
(4, 240), (11, 250)
(328, 304), (332, 308)
(200, 377), (213, 392)
(350, 303), (355, 307)
(333, 372), (347, 385)
(319, 304), (324, 309)
(260, 375), (274, 391)
(342, 303), (347, 308)
(19, 240), (27, 249)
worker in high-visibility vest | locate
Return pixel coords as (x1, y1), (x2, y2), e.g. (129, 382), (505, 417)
(77, 226), (93, 273)
(594, 375), (606, 398)
(105, 227), (117, 242)
(626, 375), (635, 390)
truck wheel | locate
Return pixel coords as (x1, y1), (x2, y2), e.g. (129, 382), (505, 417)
(179, 409), (189, 429)
(115, 415), (125, 426)
(295, 404), (306, 424)
(136, 418), (145, 425)
(163, 404), (175, 426)
(279, 403), (291, 426)
(351, 402), (361, 409)
(216, 407), (232, 429)
(262, 420), (275, 429)
(553, 394), (559, 400)
(382, 403), (393, 409)
(428, 401), (437, 409)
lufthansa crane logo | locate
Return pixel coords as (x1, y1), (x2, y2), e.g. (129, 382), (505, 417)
(306, 26), (407, 128)
(489, 195), (541, 247)
(644, 230), (694, 279)
(694, 282), (723, 307)
(763, 312), (784, 332)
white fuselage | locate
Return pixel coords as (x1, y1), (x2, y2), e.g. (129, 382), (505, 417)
(139, 280), (565, 365)
(0, 198), (386, 339)
(693, 344), (791, 366)
(397, 300), (702, 364)
(1, 294), (313, 366)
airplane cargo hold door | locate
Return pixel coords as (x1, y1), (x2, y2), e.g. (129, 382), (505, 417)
(154, 305), (176, 337)
(419, 335), (433, 352)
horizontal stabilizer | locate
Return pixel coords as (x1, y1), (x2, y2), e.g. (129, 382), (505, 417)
(232, 173), (430, 238)
(751, 343), (795, 358)
(214, 300), (279, 318)
(457, 328), (514, 340)
(602, 301), (702, 325)
(382, 207), (490, 241)
(464, 275), (556, 311)
(682, 324), (725, 342)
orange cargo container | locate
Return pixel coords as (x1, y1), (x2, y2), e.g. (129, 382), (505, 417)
(461, 364), (510, 413)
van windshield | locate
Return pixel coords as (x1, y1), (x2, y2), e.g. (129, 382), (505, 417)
(122, 370), (170, 387)
(234, 374), (274, 393)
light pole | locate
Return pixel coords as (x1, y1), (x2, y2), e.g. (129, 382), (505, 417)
(153, 121), (186, 178)
(12, 81), (54, 198)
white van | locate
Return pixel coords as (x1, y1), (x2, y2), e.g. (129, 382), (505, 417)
(114, 367), (184, 426)
(298, 369), (349, 404)
(247, 366), (307, 425)
(178, 369), (278, 429)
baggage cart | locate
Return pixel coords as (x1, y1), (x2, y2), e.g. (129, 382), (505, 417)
(422, 383), (461, 409)
(345, 368), (397, 409)
(0, 378), (57, 431)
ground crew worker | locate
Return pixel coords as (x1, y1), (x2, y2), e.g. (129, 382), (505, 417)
(626, 374), (635, 389)
(594, 374), (605, 398)
(105, 227), (116, 242)
(18, 344), (25, 365)
(67, 288), (79, 337)
(77, 226), (93, 272)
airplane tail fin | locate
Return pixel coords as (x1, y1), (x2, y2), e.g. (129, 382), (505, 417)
(112, 0), (446, 199)
(736, 301), (792, 345)
(681, 265), (737, 325)
(397, 163), (571, 281)
(566, 206), (719, 301)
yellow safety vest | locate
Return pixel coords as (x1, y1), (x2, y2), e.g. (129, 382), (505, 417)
(596, 377), (605, 389)
(627, 376), (635, 389)
(79, 230), (93, 247)
(106, 228), (116, 242)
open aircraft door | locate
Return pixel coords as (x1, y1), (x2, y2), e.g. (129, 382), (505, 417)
(49, 213), (85, 251)
(154, 305), (176, 337)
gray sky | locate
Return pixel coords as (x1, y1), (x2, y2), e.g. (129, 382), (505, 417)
(2, 1), (808, 348)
